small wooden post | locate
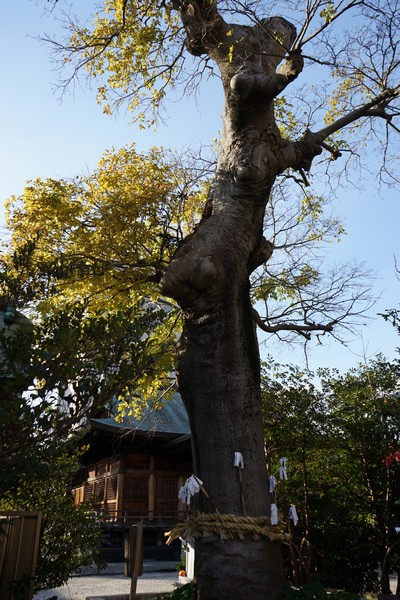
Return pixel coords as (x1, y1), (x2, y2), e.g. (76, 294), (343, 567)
(129, 523), (144, 600)
(116, 470), (124, 521)
(103, 475), (109, 512)
(148, 457), (155, 521)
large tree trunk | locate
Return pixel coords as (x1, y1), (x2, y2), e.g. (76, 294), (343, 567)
(177, 285), (285, 598)
(160, 10), (305, 599)
(162, 174), (285, 598)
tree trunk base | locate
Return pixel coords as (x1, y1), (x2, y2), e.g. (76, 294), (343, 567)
(195, 536), (284, 600)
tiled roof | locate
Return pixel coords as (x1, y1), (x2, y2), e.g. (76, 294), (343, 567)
(89, 392), (190, 438)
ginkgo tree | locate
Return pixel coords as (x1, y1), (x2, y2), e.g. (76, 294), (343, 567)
(8, 0), (400, 597)
(4, 144), (205, 402)
(4, 143), (364, 402)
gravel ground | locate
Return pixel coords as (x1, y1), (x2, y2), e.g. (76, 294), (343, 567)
(33, 561), (179, 600)
(31, 563), (400, 599)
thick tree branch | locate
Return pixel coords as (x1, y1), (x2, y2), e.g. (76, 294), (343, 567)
(313, 87), (400, 141)
(280, 86), (400, 174)
(171, 0), (228, 56)
(230, 50), (304, 99)
(252, 307), (335, 341)
(274, 51), (305, 95)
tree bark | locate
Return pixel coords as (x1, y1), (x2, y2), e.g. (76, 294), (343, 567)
(162, 178), (284, 598)
(179, 287), (283, 597)
(160, 10), (306, 599)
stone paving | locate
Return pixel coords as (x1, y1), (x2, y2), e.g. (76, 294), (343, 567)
(33, 561), (178, 600)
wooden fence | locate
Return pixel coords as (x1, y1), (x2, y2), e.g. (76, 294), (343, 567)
(0, 511), (42, 600)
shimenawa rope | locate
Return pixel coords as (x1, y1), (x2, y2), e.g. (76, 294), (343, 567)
(165, 512), (289, 545)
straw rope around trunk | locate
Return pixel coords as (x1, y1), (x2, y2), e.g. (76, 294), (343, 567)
(165, 512), (290, 545)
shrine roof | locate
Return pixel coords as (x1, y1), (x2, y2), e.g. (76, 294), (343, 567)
(89, 392), (190, 439)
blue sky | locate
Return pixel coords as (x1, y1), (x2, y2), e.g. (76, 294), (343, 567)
(1, 1), (399, 374)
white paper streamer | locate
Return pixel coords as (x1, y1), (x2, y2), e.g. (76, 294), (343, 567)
(269, 475), (277, 493)
(178, 475), (203, 505)
(279, 457), (288, 480)
(289, 505), (298, 526)
(271, 503), (278, 525)
(234, 452), (244, 468)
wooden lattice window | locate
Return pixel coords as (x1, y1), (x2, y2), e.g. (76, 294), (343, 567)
(84, 482), (94, 501)
(155, 476), (179, 517)
(93, 478), (105, 503)
(123, 475), (148, 516)
(106, 476), (118, 502)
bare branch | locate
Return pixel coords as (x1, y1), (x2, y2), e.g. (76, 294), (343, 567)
(253, 306), (335, 340)
(294, 0), (365, 51)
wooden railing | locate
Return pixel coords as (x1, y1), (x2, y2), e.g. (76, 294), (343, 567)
(73, 470), (188, 525)
(98, 508), (185, 527)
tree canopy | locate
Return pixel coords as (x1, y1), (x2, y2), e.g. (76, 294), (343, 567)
(262, 355), (400, 593)
(36, 0), (400, 345)
(2, 145), (204, 403)
(3, 141), (372, 369)
(48, 0), (400, 176)
(0, 314), (104, 593)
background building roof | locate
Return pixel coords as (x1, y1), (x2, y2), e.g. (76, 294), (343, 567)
(89, 392), (190, 439)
